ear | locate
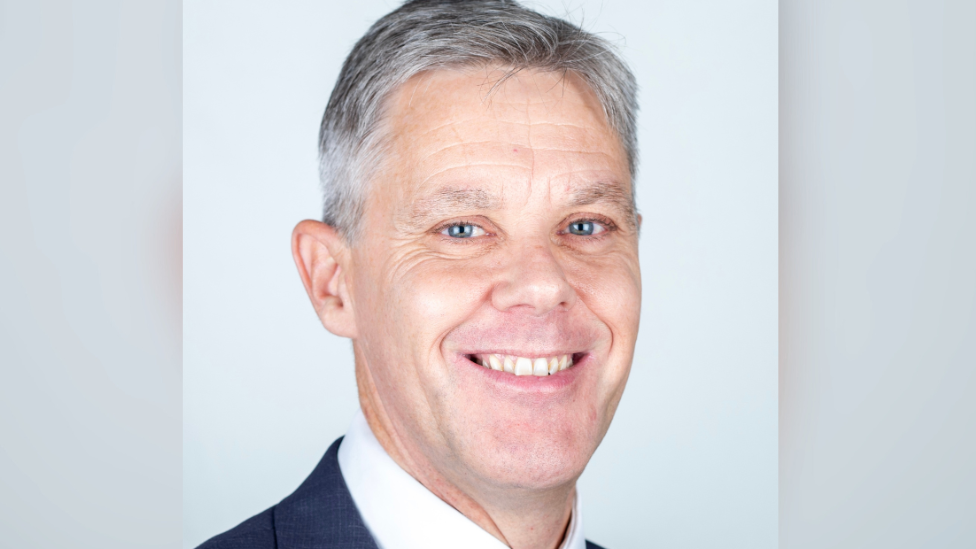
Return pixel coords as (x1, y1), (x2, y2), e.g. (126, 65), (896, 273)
(292, 220), (358, 338)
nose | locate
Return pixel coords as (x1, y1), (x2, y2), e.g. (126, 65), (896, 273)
(490, 243), (576, 315)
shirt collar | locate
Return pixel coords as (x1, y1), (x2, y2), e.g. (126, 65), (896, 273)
(337, 409), (586, 549)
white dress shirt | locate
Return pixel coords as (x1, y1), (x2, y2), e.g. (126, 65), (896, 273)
(337, 409), (587, 549)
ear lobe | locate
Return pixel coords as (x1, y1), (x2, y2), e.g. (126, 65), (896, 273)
(292, 220), (358, 338)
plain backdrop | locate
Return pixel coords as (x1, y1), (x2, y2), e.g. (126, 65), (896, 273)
(3, 1), (973, 548)
(183, 1), (778, 548)
(0, 1), (182, 547)
(779, 1), (976, 547)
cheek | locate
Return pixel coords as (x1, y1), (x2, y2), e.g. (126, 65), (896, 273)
(564, 253), (641, 397)
(355, 249), (493, 386)
(397, 258), (494, 346)
(566, 253), (641, 336)
(370, 257), (498, 442)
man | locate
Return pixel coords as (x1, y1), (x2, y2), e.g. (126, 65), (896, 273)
(199, 0), (640, 548)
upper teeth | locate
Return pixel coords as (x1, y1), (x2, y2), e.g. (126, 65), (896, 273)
(475, 354), (573, 376)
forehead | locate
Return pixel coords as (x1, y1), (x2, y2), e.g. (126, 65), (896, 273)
(377, 67), (630, 204)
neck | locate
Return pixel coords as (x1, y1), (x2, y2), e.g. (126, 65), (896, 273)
(355, 357), (576, 549)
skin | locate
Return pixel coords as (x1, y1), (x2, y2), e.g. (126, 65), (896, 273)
(293, 67), (641, 549)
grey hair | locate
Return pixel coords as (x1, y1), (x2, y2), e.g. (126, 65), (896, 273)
(319, 0), (639, 241)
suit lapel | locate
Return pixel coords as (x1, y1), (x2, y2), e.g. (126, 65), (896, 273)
(273, 437), (380, 549)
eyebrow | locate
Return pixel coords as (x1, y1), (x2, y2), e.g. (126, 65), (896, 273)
(402, 186), (503, 231)
(568, 180), (637, 225)
(400, 180), (636, 232)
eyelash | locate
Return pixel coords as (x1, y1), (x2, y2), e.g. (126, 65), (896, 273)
(436, 220), (491, 240)
(433, 215), (617, 240)
(560, 215), (617, 237)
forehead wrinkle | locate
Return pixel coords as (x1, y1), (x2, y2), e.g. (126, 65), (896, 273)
(413, 138), (620, 168)
(402, 75), (424, 111)
(414, 141), (534, 165)
(407, 119), (607, 144)
(410, 145), (621, 190)
(412, 143), (617, 170)
(417, 164), (531, 186)
(401, 118), (478, 140)
(412, 164), (531, 195)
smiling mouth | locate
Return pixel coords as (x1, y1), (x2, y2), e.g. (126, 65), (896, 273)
(465, 353), (581, 376)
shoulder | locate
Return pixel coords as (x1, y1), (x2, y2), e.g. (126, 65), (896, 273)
(586, 541), (608, 549)
(194, 437), (375, 549)
(195, 507), (276, 549)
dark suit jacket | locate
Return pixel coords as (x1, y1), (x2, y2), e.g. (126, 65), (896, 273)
(198, 437), (606, 549)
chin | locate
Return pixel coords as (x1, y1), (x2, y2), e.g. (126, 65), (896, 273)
(472, 429), (595, 490)
(432, 347), (612, 489)
(449, 400), (603, 490)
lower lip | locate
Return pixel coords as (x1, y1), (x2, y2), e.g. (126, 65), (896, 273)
(454, 353), (590, 395)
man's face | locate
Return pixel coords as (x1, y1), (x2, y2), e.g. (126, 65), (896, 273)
(347, 68), (640, 492)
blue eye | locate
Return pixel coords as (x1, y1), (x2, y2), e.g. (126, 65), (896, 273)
(568, 220), (603, 236)
(443, 224), (485, 238)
